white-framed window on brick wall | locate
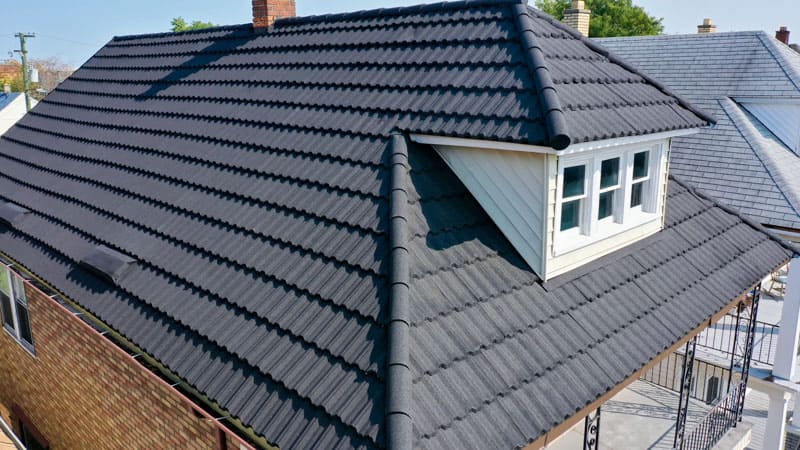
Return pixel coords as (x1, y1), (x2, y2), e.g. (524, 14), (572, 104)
(554, 142), (666, 255)
(0, 264), (34, 354)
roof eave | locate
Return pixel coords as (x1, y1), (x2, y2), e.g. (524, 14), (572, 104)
(410, 127), (704, 156)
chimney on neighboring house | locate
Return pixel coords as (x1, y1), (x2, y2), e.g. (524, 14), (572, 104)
(791, 44), (800, 54)
(563, 1), (591, 37)
(697, 18), (717, 34)
(252, 0), (296, 31)
(776, 26), (790, 45)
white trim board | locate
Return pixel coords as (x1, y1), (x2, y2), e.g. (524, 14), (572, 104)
(410, 128), (700, 157)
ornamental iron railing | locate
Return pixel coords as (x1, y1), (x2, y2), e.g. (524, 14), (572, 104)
(672, 287), (761, 450)
(696, 311), (779, 366)
(640, 352), (737, 404)
(676, 382), (745, 450)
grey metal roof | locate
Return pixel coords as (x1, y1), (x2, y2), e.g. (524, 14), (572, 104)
(0, 2), (791, 449)
(599, 31), (800, 230)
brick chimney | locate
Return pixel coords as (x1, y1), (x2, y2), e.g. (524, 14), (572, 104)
(697, 18), (717, 34)
(776, 26), (790, 45)
(253, 0), (296, 31)
(563, 1), (591, 37)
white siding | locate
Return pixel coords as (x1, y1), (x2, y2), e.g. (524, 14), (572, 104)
(435, 145), (547, 275)
(0, 95), (30, 136)
(434, 137), (671, 281)
(742, 103), (800, 154)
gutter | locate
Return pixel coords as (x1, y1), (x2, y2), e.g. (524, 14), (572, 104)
(0, 252), (267, 450)
(385, 132), (412, 450)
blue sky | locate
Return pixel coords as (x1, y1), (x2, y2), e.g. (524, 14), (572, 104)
(2, 0), (798, 68)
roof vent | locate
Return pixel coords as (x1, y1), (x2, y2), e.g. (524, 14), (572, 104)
(79, 245), (135, 285)
(0, 202), (30, 228)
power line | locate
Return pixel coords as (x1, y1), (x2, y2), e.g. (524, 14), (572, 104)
(36, 34), (101, 47)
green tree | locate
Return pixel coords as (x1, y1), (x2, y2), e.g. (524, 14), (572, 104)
(171, 17), (216, 32)
(535, 0), (663, 37)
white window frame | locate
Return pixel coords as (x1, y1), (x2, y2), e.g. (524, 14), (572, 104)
(0, 264), (35, 355)
(559, 162), (590, 238)
(554, 142), (665, 256)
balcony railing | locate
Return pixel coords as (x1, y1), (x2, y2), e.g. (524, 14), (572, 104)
(675, 382), (745, 450)
(640, 352), (737, 404)
(696, 312), (779, 366)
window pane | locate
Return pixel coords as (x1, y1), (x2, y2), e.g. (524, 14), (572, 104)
(0, 291), (13, 329)
(560, 200), (581, 231)
(600, 158), (620, 189)
(0, 266), (9, 297)
(11, 276), (26, 305)
(633, 151), (650, 179)
(563, 165), (585, 198)
(16, 302), (32, 345)
(598, 191), (615, 219)
(631, 182), (644, 207)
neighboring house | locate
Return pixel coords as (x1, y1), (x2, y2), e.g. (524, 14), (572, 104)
(0, 61), (20, 83)
(0, 93), (31, 136)
(0, 1), (795, 450)
(599, 30), (800, 242)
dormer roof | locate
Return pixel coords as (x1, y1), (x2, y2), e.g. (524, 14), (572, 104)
(0, 2), (787, 450)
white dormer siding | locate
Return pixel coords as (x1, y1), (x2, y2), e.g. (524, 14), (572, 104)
(435, 146), (549, 275)
(415, 132), (688, 281)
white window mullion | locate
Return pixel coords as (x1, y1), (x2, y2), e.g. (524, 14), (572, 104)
(618, 151), (634, 224)
(645, 145), (663, 214)
(586, 156), (601, 236)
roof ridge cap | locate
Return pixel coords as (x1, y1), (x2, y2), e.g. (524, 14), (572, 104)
(112, 24), (252, 42)
(385, 132), (412, 450)
(719, 98), (800, 217)
(755, 32), (800, 92)
(596, 30), (765, 41)
(670, 174), (800, 256)
(275, 0), (522, 27)
(511, 3), (571, 150)
(527, 6), (718, 127)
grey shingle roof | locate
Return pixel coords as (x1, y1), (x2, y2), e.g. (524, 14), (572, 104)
(0, 2), (791, 449)
(599, 31), (800, 230)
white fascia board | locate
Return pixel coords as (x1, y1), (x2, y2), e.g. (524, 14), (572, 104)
(410, 128), (702, 156)
(736, 97), (800, 105)
(765, 226), (800, 243)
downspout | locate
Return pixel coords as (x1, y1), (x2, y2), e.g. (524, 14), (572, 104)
(512, 2), (571, 150)
(385, 132), (413, 450)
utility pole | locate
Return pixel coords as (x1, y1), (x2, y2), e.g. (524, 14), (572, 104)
(14, 32), (36, 112)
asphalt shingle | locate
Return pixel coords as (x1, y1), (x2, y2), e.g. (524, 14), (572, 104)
(599, 32), (800, 230)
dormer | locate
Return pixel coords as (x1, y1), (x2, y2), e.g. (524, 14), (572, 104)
(401, 5), (714, 281)
(413, 130), (699, 280)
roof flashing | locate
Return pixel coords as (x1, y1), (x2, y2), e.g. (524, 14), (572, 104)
(0, 202), (31, 229)
(79, 245), (136, 285)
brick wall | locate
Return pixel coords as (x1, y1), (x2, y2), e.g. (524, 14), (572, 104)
(0, 281), (239, 449)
